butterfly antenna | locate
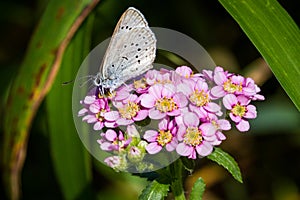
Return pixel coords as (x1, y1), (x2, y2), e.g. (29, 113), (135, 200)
(87, 81), (97, 91)
(80, 78), (93, 88)
(62, 80), (74, 85)
(78, 75), (94, 80)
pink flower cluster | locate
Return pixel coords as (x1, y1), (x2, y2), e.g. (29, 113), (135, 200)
(78, 66), (264, 168)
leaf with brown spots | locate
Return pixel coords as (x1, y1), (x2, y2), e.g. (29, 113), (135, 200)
(2, 0), (100, 199)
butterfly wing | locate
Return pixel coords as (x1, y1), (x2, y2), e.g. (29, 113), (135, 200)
(118, 27), (156, 82)
(100, 8), (156, 85)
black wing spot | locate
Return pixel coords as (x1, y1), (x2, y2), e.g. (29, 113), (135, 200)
(112, 64), (115, 67)
(126, 26), (129, 29)
(145, 42), (148, 45)
(124, 45), (127, 48)
(122, 56), (128, 60)
(137, 48), (141, 51)
(131, 43), (134, 46)
(129, 27), (132, 30)
(135, 43), (139, 46)
(138, 60), (141, 64)
(121, 26), (124, 29)
(135, 55), (138, 58)
(145, 48), (148, 51)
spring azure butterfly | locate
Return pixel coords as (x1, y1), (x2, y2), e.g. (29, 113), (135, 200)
(93, 7), (156, 95)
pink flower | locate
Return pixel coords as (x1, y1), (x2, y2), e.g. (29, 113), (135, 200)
(144, 69), (171, 85)
(126, 124), (141, 138)
(223, 94), (257, 132)
(243, 77), (265, 100)
(113, 85), (133, 101)
(172, 66), (203, 85)
(211, 66), (264, 101)
(201, 69), (214, 81)
(175, 66), (193, 78)
(176, 112), (218, 159)
(211, 67), (244, 98)
(104, 93), (148, 126)
(77, 65), (264, 166)
(140, 83), (188, 119)
(177, 79), (222, 116)
(133, 77), (149, 94)
(200, 115), (231, 145)
(97, 129), (131, 152)
(144, 117), (178, 154)
(78, 95), (115, 130)
(104, 155), (127, 171)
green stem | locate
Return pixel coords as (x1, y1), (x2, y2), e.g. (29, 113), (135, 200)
(170, 158), (186, 200)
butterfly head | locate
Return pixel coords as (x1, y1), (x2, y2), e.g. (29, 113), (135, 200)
(93, 74), (102, 87)
(93, 73), (122, 96)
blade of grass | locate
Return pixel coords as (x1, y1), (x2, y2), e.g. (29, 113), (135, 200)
(2, 1), (100, 199)
(218, 0), (300, 111)
(45, 14), (94, 200)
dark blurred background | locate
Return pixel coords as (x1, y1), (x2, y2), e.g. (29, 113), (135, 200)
(0, 0), (299, 199)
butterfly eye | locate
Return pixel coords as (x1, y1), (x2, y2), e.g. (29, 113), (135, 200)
(94, 78), (101, 86)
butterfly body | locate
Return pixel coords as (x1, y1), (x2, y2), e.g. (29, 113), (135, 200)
(94, 7), (156, 95)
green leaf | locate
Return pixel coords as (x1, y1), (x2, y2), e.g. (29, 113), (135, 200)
(169, 158), (186, 200)
(207, 148), (243, 183)
(45, 13), (95, 200)
(139, 180), (170, 200)
(218, 0), (300, 111)
(190, 178), (205, 200)
(1, 0), (99, 199)
(181, 156), (195, 174)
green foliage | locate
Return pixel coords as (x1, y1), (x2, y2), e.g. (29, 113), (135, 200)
(207, 148), (243, 183)
(45, 14), (95, 200)
(181, 156), (195, 174)
(190, 178), (205, 200)
(218, 0), (300, 111)
(1, 0), (99, 199)
(139, 180), (170, 200)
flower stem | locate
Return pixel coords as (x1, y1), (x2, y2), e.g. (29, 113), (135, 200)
(170, 158), (186, 200)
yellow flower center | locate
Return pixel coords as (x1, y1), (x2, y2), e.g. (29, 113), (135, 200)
(223, 79), (242, 93)
(112, 138), (127, 151)
(154, 79), (171, 85)
(155, 97), (177, 113)
(189, 89), (210, 107)
(156, 130), (173, 146)
(134, 78), (147, 90)
(98, 91), (116, 98)
(185, 72), (194, 78)
(95, 109), (106, 121)
(184, 127), (203, 146)
(119, 101), (140, 119)
(211, 120), (219, 129)
(232, 103), (247, 117)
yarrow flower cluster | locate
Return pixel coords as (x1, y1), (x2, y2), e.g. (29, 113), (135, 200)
(78, 66), (264, 171)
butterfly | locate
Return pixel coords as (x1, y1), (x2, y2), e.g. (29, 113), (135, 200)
(93, 7), (156, 95)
